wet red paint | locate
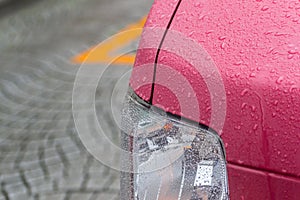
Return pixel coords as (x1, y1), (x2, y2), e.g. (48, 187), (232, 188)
(130, 0), (300, 198)
(228, 164), (300, 200)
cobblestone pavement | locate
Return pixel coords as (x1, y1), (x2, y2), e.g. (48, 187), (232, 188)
(0, 0), (152, 199)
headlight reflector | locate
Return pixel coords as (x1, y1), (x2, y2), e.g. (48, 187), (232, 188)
(121, 92), (229, 200)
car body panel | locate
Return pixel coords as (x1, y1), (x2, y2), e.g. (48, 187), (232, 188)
(130, 0), (182, 101)
(228, 163), (300, 200)
(130, 0), (300, 198)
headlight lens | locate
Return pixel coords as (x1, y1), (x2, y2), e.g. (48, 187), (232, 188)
(121, 91), (229, 200)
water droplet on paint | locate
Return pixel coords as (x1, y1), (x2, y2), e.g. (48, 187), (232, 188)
(261, 6), (269, 11)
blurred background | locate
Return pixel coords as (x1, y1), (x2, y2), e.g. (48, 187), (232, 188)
(0, 0), (152, 199)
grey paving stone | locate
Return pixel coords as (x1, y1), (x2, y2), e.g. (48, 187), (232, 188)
(0, 0), (153, 199)
(18, 159), (43, 171)
(109, 176), (120, 191)
(24, 168), (45, 182)
(39, 193), (66, 200)
(47, 162), (64, 180)
(86, 172), (111, 191)
(91, 192), (119, 200)
(57, 172), (85, 191)
(6, 193), (32, 200)
(4, 182), (29, 199)
(29, 176), (54, 194)
(0, 172), (20, 183)
(69, 192), (93, 200)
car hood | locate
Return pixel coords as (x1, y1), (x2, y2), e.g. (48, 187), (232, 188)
(130, 0), (300, 178)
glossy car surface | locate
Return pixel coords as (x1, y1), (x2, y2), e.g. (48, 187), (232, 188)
(129, 0), (300, 199)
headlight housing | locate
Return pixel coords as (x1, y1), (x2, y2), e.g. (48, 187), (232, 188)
(120, 90), (229, 200)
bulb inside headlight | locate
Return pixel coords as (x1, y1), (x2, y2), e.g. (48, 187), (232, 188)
(120, 91), (229, 200)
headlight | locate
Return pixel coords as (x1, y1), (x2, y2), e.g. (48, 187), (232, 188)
(120, 90), (229, 200)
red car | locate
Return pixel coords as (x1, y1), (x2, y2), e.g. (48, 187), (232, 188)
(121, 0), (300, 199)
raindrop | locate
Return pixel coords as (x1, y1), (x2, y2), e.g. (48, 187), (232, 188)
(241, 103), (247, 109)
(188, 31), (195, 37)
(241, 89), (249, 96)
(234, 61), (243, 66)
(289, 2), (294, 9)
(288, 54), (294, 59)
(293, 18), (299, 22)
(194, 2), (202, 8)
(199, 15), (207, 20)
(205, 56), (212, 61)
(268, 47), (276, 54)
(285, 13), (291, 18)
(229, 20), (235, 24)
(276, 76), (284, 84)
(289, 85), (297, 92)
(288, 49), (297, 54)
(160, 55), (167, 61)
(205, 30), (214, 35)
(261, 6), (269, 11)
(237, 160), (244, 164)
(205, 106), (211, 113)
(220, 42), (226, 49)
(250, 72), (256, 77)
(156, 98), (161, 103)
(235, 73), (241, 78)
(274, 32), (286, 36)
(218, 36), (226, 40)
(264, 30), (273, 35)
(253, 124), (258, 130)
(159, 14), (166, 20)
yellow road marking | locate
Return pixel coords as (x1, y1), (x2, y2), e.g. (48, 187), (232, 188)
(72, 16), (147, 65)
